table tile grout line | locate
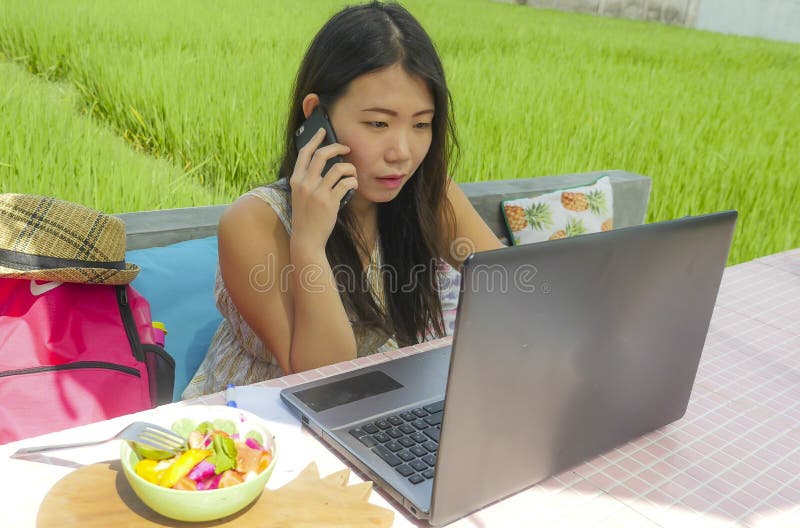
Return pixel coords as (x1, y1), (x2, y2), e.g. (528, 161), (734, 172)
(718, 263), (778, 291)
(736, 454), (800, 521)
(728, 301), (800, 323)
(696, 369), (798, 405)
(720, 298), (800, 324)
(695, 353), (791, 389)
(571, 392), (800, 522)
(552, 474), (676, 528)
(609, 402), (799, 523)
(609, 496), (673, 528)
(717, 270), (796, 306)
(703, 331), (791, 362)
(668, 339), (795, 400)
(564, 354), (780, 482)
(583, 491), (662, 528)
(688, 366), (797, 441)
(692, 333), (800, 398)
(697, 342), (798, 377)
(585, 383), (796, 483)
(715, 282), (799, 317)
(706, 318), (798, 348)
(719, 305), (800, 337)
(743, 256), (800, 276)
(695, 361), (795, 404)
(675, 442), (800, 519)
(700, 347), (800, 395)
(754, 293), (800, 313)
(542, 474), (659, 527)
(671, 384), (798, 469)
(693, 362), (800, 433)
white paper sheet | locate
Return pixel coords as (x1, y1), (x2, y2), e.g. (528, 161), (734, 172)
(228, 385), (316, 487)
(230, 385), (302, 438)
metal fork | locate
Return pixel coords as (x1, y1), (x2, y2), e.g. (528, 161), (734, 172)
(14, 421), (187, 455)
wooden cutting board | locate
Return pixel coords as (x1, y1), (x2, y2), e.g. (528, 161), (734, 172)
(38, 460), (394, 527)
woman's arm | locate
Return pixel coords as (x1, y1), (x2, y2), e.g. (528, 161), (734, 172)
(443, 179), (505, 269)
(218, 195), (357, 375)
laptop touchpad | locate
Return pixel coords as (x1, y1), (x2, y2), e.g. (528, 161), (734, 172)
(293, 371), (404, 412)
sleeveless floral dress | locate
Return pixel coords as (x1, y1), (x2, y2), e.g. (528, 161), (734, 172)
(182, 180), (460, 399)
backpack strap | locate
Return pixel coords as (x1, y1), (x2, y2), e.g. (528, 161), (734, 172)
(116, 285), (144, 362)
(116, 284), (176, 405)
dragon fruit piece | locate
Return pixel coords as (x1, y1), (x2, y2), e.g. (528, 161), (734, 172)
(196, 472), (223, 491)
(188, 460), (216, 483)
(245, 438), (264, 451)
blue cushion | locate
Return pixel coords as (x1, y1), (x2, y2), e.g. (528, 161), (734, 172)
(128, 236), (222, 401)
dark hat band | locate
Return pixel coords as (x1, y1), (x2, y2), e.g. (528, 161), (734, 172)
(0, 247), (126, 272)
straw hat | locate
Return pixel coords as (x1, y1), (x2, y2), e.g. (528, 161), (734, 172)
(0, 194), (140, 285)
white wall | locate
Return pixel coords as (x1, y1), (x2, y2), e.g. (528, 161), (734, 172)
(497, 0), (800, 44)
(695, 0), (800, 44)
(518, 0), (696, 24)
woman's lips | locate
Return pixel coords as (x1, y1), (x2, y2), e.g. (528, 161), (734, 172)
(376, 175), (404, 189)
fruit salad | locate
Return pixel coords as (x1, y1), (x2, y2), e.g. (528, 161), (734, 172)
(130, 418), (273, 491)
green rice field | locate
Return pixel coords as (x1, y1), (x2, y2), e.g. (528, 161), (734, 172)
(1, 0), (798, 264)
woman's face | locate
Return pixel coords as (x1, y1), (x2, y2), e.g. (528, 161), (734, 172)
(327, 64), (434, 206)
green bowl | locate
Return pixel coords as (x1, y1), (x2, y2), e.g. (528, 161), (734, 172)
(120, 405), (278, 522)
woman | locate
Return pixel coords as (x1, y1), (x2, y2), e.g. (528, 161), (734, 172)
(183, 1), (502, 399)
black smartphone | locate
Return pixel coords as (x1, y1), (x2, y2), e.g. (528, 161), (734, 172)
(294, 107), (354, 209)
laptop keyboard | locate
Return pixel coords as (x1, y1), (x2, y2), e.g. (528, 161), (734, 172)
(348, 400), (443, 485)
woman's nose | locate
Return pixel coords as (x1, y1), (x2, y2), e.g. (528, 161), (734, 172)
(385, 130), (411, 163)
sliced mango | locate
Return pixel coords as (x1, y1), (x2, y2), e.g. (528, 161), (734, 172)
(159, 448), (212, 488)
(135, 458), (166, 485)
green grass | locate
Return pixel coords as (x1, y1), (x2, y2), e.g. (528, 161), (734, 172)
(1, 0), (798, 264)
(0, 62), (230, 212)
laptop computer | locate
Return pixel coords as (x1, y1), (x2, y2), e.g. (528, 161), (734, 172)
(280, 211), (737, 525)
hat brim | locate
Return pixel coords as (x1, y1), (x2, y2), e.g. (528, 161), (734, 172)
(0, 262), (140, 285)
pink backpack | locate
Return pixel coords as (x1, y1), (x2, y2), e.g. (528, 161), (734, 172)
(0, 278), (175, 443)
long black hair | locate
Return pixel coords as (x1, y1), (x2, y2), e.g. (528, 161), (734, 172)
(278, 1), (458, 346)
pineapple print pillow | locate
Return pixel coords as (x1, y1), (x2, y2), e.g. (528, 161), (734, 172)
(501, 175), (614, 245)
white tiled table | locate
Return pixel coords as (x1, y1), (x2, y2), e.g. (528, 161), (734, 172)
(1, 249), (798, 527)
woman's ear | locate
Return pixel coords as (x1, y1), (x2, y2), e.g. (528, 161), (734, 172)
(301, 94), (320, 119)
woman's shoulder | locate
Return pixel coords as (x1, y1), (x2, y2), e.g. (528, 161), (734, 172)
(245, 178), (290, 197)
(223, 179), (292, 235)
(242, 179), (290, 208)
(216, 182), (292, 287)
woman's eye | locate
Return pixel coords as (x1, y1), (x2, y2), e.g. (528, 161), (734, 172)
(367, 121), (388, 128)
(414, 122), (432, 129)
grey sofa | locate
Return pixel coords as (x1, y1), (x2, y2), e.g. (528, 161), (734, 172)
(117, 170), (651, 400)
(119, 170), (651, 249)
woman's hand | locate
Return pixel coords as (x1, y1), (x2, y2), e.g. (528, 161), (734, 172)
(289, 128), (358, 252)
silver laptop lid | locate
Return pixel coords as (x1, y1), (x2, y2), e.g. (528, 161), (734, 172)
(429, 211), (736, 525)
